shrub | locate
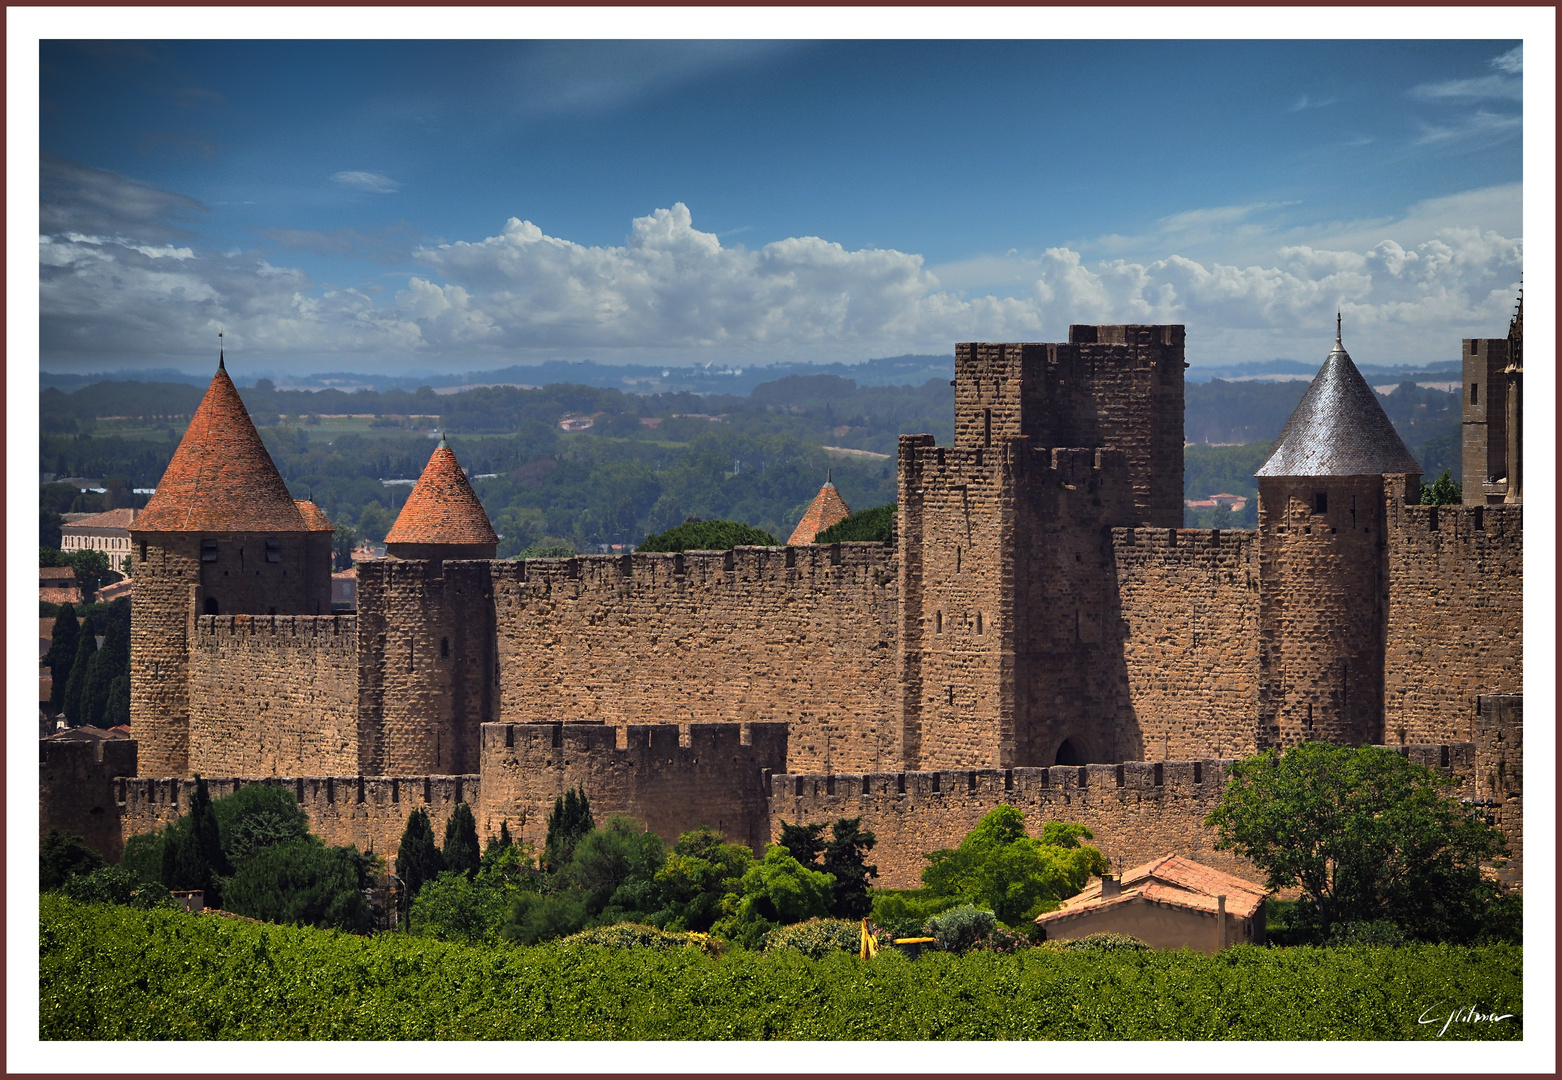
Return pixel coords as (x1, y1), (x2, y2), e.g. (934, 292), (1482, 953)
(561, 922), (720, 955)
(410, 869), (517, 946)
(59, 866), (178, 910)
(970, 924), (1032, 955)
(212, 782), (311, 867)
(927, 904), (996, 955)
(763, 918), (862, 959)
(870, 889), (964, 940)
(40, 829), (104, 891)
(1329, 921), (1409, 947)
(220, 838), (376, 932)
(1048, 932), (1151, 952)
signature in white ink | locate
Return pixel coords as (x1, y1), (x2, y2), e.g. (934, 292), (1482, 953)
(1418, 1001), (1516, 1037)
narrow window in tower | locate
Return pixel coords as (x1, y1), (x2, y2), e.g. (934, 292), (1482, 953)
(947, 685), (955, 706)
(984, 408), (992, 447)
(1471, 383), (1479, 406)
(265, 538), (282, 563)
(139, 541), (148, 561)
(935, 611), (943, 634)
(201, 539), (218, 562)
(1313, 491), (1328, 514)
(976, 612), (983, 634)
(441, 637), (450, 659)
(956, 547), (962, 572)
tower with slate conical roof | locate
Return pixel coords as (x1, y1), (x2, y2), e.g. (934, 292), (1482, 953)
(1254, 317), (1422, 749)
(129, 352), (332, 775)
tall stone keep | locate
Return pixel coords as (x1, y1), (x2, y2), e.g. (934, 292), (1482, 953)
(129, 355), (331, 776)
(899, 327), (1177, 772)
(361, 436), (500, 774)
(1255, 320), (1421, 749)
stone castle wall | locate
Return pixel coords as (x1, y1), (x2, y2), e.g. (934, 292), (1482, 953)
(40, 739), (139, 861)
(187, 614), (360, 776)
(119, 774), (477, 865)
(769, 759), (1254, 890)
(1384, 503), (1522, 743)
(489, 546), (897, 775)
(477, 721), (788, 856)
(1113, 527), (1261, 761)
(356, 559), (497, 776)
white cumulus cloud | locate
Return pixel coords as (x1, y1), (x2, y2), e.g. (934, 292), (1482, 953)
(38, 195), (1522, 370)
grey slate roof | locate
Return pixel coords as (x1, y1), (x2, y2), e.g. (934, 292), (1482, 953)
(1256, 331), (1422, 478)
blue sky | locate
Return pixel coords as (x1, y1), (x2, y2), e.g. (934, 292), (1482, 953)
(28, 26), (1540, 375)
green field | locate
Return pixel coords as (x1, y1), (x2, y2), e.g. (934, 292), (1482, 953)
(40, 896), (1522, 1041)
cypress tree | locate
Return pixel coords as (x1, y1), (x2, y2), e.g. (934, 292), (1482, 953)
(543, 787), (594, 872)
(62, 615), (97, 727)
(102, 674), (131, 728)
(442, 802), (482, 879)
(45, 604), (79, 715)
(777, 820), (826, 866)
(173, 776), (229, 907)
(83, 618), (129, 727)
(395, 808), (445, 916)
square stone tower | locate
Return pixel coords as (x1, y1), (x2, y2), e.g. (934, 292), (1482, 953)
(898, 327), (1184, 770)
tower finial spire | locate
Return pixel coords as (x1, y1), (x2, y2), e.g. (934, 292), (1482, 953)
(218, 329), (225, 371)
(1335, 310), (1342, 346)
(827, 467), (832, 485)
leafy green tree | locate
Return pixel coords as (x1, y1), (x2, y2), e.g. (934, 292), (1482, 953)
(1206, 742), (1509, 943)
(40, 829), (105, 890)
(410, 866), (521, 945)
(920, 806), (1106, 927)
(61, 615), (96, 726)
(543, 788), (594, 872)
(44, 604), (79, 714)
(442, 802), (482, 880)
(637, 519), (779, 552)
(717, 844), (835, 948)
(653, 826), (754, 932)
(221, 838), (376, 932)
(1420, 470), (1463, 506)
(822, 816), (878, 918)
(68, 549), (111, 601)
(332, 522), (357, 571)
(776, 821), (826, 867)
(502, 891), (590, 945)
(395, 807), (445, 915)
(212, 782), (312, 867)
(561, 815), (666, 924)
(814, 503), (897, 544)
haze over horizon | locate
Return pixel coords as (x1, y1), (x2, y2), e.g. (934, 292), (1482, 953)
(25, 19), (1544, 380)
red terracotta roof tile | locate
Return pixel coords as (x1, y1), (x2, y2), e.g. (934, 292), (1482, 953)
(134, 359), (306, 533)
(61, 508), (138, 530)
(40, 567), (78, 583)
(384, 438), (499, 546)
(293, 500), (335, 532)
(1041, 855), (1271, 923)
(786, 481), (851, 545)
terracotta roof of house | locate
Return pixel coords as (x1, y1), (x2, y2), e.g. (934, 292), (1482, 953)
(294, 500), (335, 532)
(384, 437), (499, 546)
(61, 508), (137, 530)
(40, 567), (77, 583)
(95, 578), (133, 603)
(1039, 854), (1271, 924)
(134, 358), (307, 533)
(786, 480), (852, 545)
(40, 587), (82, 605)
(1256, 321), (1421, 478)
(43, 724), (133, 743)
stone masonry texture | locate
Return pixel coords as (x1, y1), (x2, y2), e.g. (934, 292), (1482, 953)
(72, 326), (1522, 896)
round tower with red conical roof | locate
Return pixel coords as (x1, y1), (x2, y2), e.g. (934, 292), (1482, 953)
(384, 435), (499, 567)
(128, 353), (333, 775)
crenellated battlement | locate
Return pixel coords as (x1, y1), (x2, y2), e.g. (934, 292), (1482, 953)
(485, 543), (895, 594)
(771, 757), (1238, 803)
(1389, 501), (1523, 539)
(193, 612), (357, 645)
(480, 720), (788, 854)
